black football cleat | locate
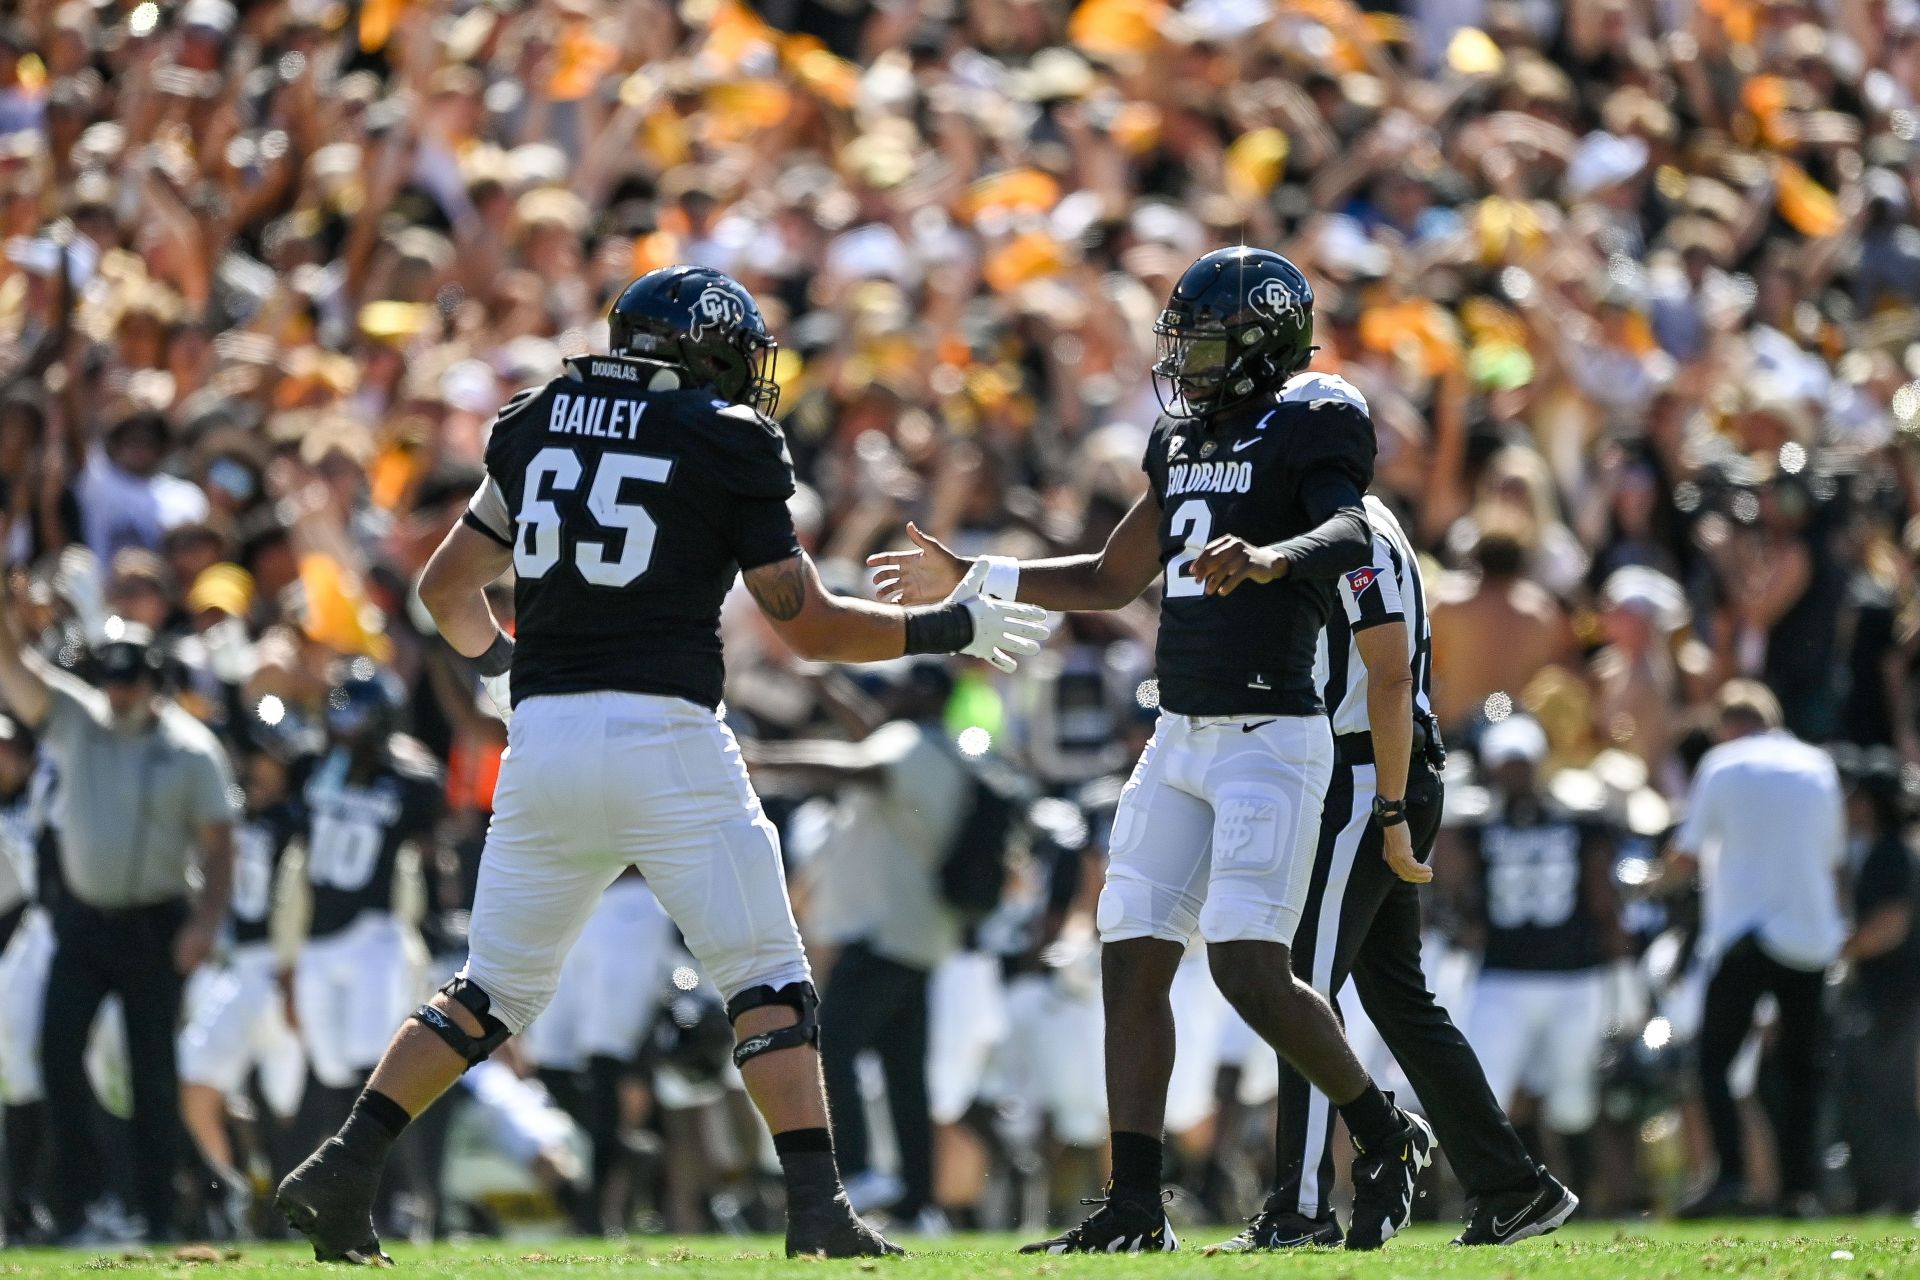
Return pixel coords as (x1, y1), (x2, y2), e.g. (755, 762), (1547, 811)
(1019, 1189), (1177, 1255)
(784, 1194), (904, 1258)
(1454, 1171), (1578, 1245)
(275, 1140), (392, 1266)
(1205, 1204), (1342, 1253)
(1345, 1110), (1437, 1250)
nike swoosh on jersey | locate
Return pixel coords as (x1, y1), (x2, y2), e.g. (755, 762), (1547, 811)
(1232, 437), (1259, 452)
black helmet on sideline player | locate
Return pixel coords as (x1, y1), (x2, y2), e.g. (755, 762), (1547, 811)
(1152, 246), (1316, 421)
(606, 266), (781, 416)
(324, 656), (404, 751)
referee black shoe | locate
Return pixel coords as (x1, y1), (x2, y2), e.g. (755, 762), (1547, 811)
(1019, 1188), (1178, 1254)
(275, 1140), (392, 1266)
(1205, 1204), (1342, 1252)
(1454, 1171), (1579, 1245)
(1345, 1110), (1436, 1250)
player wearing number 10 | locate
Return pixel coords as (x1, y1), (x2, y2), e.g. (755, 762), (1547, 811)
(290, 662), (444, 1128)
(872, 247), (1436, 1253)
(274, 266), (1049, 1264)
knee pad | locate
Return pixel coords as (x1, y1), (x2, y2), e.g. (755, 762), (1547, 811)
(725, 981), (819, 1068)
(413, 976), (512, 1070)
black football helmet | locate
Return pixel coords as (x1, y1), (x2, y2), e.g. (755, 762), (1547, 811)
(607, 266), (780, 416)
(1152, 247), (1316, 421)
(324, 656), (404, 747)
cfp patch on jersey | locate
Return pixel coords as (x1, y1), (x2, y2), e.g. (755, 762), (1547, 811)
(1248, 278), (1306, 328)
(1345, 566), (1379, 596)
(690, 287), (746, 341)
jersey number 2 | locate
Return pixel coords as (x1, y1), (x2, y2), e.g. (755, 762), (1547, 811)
(515, 447), (673, 588)
(1164, 499), (1212, 598)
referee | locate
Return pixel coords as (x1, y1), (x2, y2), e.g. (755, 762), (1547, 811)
(1215, 496), (1574, 1250)
(0, 574), (234, 1245)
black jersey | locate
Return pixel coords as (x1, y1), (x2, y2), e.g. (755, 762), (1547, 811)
(1142, 372), (1376, 717)
(299, 740), (444, 939)
(1472, 801), (1611, 973)
(230, 800), (300, 947)
(463, 355), (802, 709)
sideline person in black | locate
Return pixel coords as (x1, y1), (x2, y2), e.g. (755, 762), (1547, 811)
(1836, 753), (1920, 1214)
(0, 586), (234, 1245)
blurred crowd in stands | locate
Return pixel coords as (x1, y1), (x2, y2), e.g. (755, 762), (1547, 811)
(0, 0), (1918, 1248)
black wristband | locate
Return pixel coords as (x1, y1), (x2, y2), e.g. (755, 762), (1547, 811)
(902, 602), (974, 655)
(473, 631), (515, 677)
(1371, 795), (1408, 827)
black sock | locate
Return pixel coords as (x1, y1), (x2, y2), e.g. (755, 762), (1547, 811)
(1336, 1083), (1402, 1152)
(773, 1128), (840, 1212)
(335, 1089), (412, 1165)
(1109, 1131), (1164, 1200)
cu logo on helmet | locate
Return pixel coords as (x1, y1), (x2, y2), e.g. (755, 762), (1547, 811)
(1248, 277), (1303, 327)
(690, 286), (746, 341)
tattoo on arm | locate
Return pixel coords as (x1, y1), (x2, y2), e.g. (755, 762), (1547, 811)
(746, 556), (808, 621)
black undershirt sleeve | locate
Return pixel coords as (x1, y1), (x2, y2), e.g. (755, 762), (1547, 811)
(1272, 471), (1371, 578)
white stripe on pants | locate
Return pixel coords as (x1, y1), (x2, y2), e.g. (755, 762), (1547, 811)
(1297, 763), (1372, 1216)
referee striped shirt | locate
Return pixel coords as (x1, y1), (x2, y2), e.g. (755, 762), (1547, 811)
(1314, 495), (1435, 737)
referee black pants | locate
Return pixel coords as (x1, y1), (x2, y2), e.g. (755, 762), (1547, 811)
(1272, 759), (1537, 1219)
(41, 897), (188, 1238)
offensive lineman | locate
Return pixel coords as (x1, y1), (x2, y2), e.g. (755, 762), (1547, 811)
(1218, 497), (1576, 1252)
(872, 247), (1436, 1252)
(274, 266), (1048, 1263)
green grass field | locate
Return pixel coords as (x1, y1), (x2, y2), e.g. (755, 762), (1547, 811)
(2, 1223), (1915, 1279)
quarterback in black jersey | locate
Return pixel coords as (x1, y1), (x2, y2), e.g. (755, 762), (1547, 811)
(873, 247), (1433, 1254)
(276, 266), (1047, 1265)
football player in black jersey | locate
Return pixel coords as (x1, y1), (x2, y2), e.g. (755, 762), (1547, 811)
(872, 247), (1435, 1253)
(276, 266), (1048, 1264)
(179, 744), (305, 1237)
(290, 662), (446, 1131)
(1456, 715), (1625, 1199)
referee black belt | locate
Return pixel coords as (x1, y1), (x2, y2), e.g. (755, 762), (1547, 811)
(1334, 723), (1433, 767)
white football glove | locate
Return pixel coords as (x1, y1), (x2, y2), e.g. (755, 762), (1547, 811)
(944, 559), (1050, 673)
(480, 672), (511, 721)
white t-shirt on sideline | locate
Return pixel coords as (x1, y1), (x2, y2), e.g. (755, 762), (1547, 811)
(1672, 729), (1845, 972)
